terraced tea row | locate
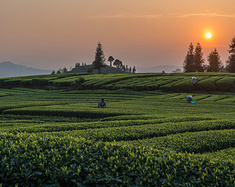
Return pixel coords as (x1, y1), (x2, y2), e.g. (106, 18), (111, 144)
(1, 72), (235, 92)
(0, 134), (234, 186)
(0, 87), (234, 186)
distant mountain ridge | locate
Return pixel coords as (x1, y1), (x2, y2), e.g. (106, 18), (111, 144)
(0, 61), (52, 78)
(137, 65), (182, 73)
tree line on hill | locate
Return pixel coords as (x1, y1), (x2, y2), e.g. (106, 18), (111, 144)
(183, 36), (235, 73)
(90, 42), (136, 74)
(53, 42), (136, 74)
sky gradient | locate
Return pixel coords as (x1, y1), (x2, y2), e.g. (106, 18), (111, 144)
(1, 0), (235, 70)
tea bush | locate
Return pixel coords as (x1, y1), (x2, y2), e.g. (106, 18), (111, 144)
(0, 83), (234, 186)
(0, 133), (234, 186)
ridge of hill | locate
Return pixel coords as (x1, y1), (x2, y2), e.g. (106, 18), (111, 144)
(0, 61), (52, 78)
(69, 65), (123, 74)
(0, 72), (235, 92)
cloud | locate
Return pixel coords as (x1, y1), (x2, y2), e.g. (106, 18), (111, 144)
(87, 12), (235, 20)
(87, 14), (167, 20)
(178, 12), (235, 18)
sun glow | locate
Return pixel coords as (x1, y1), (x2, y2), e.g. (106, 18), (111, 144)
(206, 33), (212, 39)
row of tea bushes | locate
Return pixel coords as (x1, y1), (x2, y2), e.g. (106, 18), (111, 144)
(40, 120), (235, 145)
(1, 73), (235, 92)
(126, 129), (235, 154)
(0, 133), (234, 186)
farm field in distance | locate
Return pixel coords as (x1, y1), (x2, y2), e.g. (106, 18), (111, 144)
(0, 73), (235, 186)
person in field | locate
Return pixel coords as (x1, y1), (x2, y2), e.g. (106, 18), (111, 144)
(98, 98), (106, 108)
(186, 95), (193, 103)
(191, 76), (198, 85)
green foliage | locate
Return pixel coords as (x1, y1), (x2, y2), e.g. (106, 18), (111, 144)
(1, 72), (235, 92)
(216, 77), (235, 91)
(0, 134), (234, 186)
(0, 79), (234, 186)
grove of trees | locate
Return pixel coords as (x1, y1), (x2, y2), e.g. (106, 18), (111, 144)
(183, 36), (235, 73)
(226, 36), (235, 73)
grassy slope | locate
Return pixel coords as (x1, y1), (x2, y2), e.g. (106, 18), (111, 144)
(0, 73), (234, 185)
(1, 72), (235, 92)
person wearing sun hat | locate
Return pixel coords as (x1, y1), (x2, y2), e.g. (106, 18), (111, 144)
(186, 95), (193, 103)
(191, 76), (198, 85)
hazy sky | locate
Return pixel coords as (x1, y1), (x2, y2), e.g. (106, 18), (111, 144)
(1, 0), (235, 70)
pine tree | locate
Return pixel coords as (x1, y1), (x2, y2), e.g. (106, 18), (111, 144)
(194, 43), (205, 72)
(207, 48), (223, 72)
(183, 43), (195, 72)
(226, 36), (235, 73)
(92, 42), (106, 74)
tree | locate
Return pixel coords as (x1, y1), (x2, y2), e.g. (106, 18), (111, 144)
(108, 56), (114, 67)
(56, 68), (62, 74)
(194, 43), (205, 72)
(92, 42), (106, 74)
(172, 68), (182, 73)
(113, 59), (122, 68)
(75, 63), (80, 68)
(129, 67), (132, 73)
(132, 66), (136, 73)
(207, 48), (223, 72)
(226, 36), (235, 73)
(51, 70), (55, 74)
(183, 43), (195, 72)
(62, 67), (68, 74)
(122, 65), (126, 72)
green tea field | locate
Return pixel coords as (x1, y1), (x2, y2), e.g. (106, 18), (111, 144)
(0, 73), (235, 186)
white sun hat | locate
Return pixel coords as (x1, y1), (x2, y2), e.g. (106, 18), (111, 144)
(187, 95), (192, 98)
(192, 76), (196, 79)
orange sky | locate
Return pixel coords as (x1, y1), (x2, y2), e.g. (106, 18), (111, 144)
(0, 0), (235, 70)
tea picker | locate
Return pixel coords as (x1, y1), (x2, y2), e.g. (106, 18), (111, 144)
(186, 95), (195, 103)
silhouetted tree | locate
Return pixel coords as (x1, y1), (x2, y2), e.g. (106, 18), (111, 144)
(122, 65), (126, 72)
(113, 59), (122, 68)
(56, 68), (62, 74)
(92, 42), (106, 74)
(108, 56), (114, 67)
(172, 68), (182, 73)
(51, 70), (55, 74)
(75, 63), (80, 68)
(207, 48), (223, 72)
(132, 66), (136, 73)
(183, 43), (195, 72)
(194, 43), (205, 72)
(129, 67), (132, 73)
(226, 36), (235, 73)
(62, 67), (68, 74)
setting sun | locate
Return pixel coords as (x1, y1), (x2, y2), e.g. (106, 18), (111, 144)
(206, 33), (212, 39)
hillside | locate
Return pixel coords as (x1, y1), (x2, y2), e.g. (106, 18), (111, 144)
(1, 72), (235, 92)
(0, 61), (52, 78)
(0, 85), (234, 185)
(70, 65), (123, 74)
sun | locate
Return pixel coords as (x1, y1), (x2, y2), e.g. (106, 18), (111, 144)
(206, 33), (212, 39)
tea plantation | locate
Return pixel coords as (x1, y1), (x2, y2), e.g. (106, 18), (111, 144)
(0, 73), (235, 186)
